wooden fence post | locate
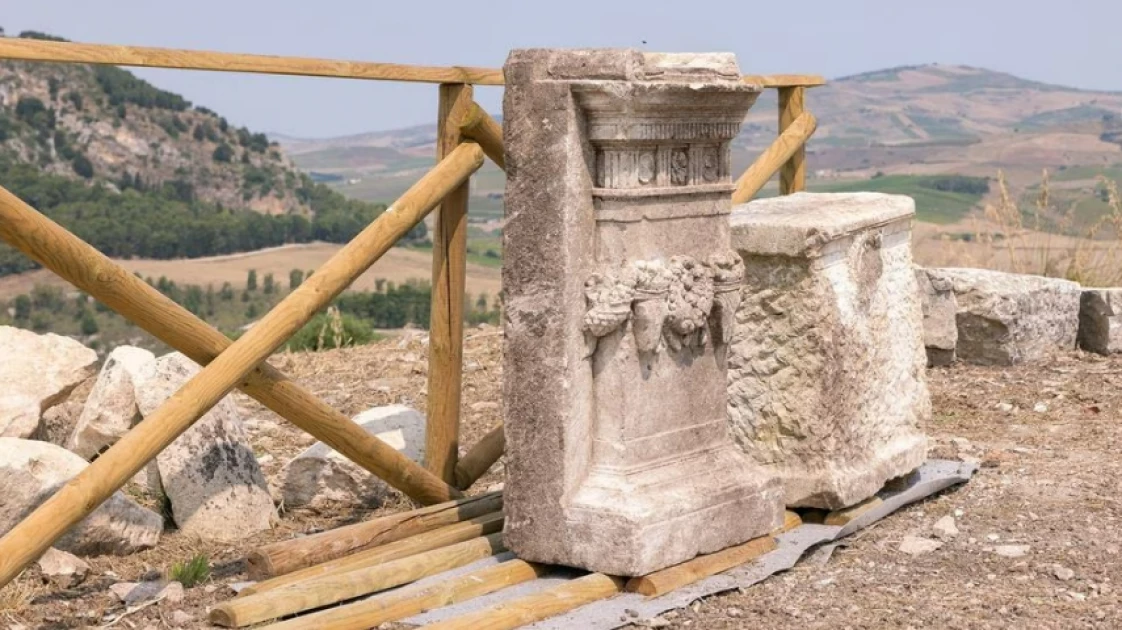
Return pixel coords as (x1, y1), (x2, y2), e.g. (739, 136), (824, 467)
(426, 83), (473, 483)
(778, 86), (807, 194)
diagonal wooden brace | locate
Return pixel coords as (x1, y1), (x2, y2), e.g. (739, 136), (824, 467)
(0, 142), (484, 588)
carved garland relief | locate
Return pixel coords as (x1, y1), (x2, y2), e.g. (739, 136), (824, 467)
(583, 253), (744, 354)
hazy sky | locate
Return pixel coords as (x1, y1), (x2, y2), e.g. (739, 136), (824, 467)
(4, 0), (1120, 138)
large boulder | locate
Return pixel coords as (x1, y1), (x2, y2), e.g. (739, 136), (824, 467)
(915, 267), (958, 366)
(0, 327), (97, 438)
(67, 346), (156, 460)
(928, 268), (1081, 365)
(0, 438), (162, 555)
(1078, 288), (1122, 355)
(134, 353), (276, 541)
(280, 405), (425, 510)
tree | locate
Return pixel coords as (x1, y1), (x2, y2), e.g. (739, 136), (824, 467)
(246, 269), (258, 291)
(13, 294), (31, 320)
(79, 309), (99, 335)
(212, 143), (234, 163)
(219, 282), (235, 301)
(71, 154), (94, 179)
(263, 273), (276, 295)
(289, 269), (304, 290)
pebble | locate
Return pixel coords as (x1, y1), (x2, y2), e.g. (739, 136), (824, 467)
(994, 545), (1030, 558)
(1033, 402), (1049, 413)
(1053, 565), (1075, 581)
(932, 515), (959, 540)
(898, 536), (943, 556)
(170, 611), (192, 626)
(995, 402), (1014, 413)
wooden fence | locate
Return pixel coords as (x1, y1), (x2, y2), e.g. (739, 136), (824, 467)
(0, 37), (822, 588)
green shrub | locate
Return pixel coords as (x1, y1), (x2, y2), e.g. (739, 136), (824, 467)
(286, 309), (378, 352)
(168, 554), (210, 588)
(71, 154), (94, 179)
(13, 294), (31, 320)
(212, 143), (234, 163)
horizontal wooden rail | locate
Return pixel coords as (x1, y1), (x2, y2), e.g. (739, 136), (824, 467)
(459, 102), (505, 171)
(0, 188), (459, 508)
(0, 38), (504, 85)
(0, 38), (824, 89)
(732, 111), (818, 204)
(0, 142), (485, 590)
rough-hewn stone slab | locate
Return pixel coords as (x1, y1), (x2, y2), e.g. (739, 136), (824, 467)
(1078, 288), (1122, 355)
(927, 268), (1080, 365)
(502, 48), (782, 577)
(915, 267), (958, 366)
(728, 192), (929, 510)
(0, 326), (97, 439)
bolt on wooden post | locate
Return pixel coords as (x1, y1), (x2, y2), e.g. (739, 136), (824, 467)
(426, 83), (473, 483)
(778, 86), (807, 194)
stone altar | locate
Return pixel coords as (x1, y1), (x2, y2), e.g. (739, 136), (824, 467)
(727, 193), (929, 510)
(501, 48), (783, 576)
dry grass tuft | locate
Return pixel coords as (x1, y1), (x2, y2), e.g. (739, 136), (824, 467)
(0, 576), (38, 615)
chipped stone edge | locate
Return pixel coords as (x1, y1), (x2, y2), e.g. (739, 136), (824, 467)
(396, 458), (977, 628)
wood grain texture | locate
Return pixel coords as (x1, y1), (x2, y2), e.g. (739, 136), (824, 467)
(625, 535), (777, 597)
(459, 102), (505, 171)
(824, 496), (884, 526)
(0, 38), (504, 85)
(418, 572), (626, 630)
(426, 84), (474, 484)
(242, 512), (504, 595)
(210, 533), (508, 628)
(731, 111), (817, 204)
(743, 74), (826, 88)
(256, 560), (547, 630)
(778, 86), (808, 194)
(453, 422), (505, 490)
(0, 188), (460, 508)
(0, 143), (483, 590)
(247, 491), (502, 579)
(779, 510), (803, 533)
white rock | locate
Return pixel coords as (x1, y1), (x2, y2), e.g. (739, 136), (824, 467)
(1033, 402), (1048, 413)
(36, 547), (91, 588)
(899, 535), (943, 556)
(281, 405), (425, 509)
(995, 402), (1014, 413)
(67, 346), (156, 460)
(170, 610), (193, 626)
(0, 327), (97, 438)
(932, 515), (959, 540)
(135, 353), (276, 541)
(0, 438), (162, 555)
(1053, 565), (1075, 581)
(994, 544), (1030, 558)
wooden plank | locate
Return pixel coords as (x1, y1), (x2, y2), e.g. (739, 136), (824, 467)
(459, 102), (505, 171)
(426, 83), (473, 484)
(624, 535), (777, 597)
(247, 491), (502, 580)
(256, 560), (547, 630)
(242, 511), (504, 595)
(418, 572), (626, 630)
(778, 510), (803, 534)
(0, 142), (484, 590)
(453, 422), (505, 490)
(0, 38), (504, 85)
(731, 111), (817, 204)
(778, 86), (808, 194)
(743, 74), (827, 88)
(210, 533), (508, 628)
(0, 188), (460, 508)
(824, 496), (884, 527)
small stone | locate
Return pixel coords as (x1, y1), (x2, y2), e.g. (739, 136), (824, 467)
(995, 402), (1014, 413)
(932, 515), (959, 540)
(36, 547), (90, 588)
(1033, 402), (1048, 413)
(994, 544), (1030, 558)
(170, 611), (192, 627)
(899, 536), (943, 556)
(469, 401), (500, 412)
(1053, 565), (1075, 581)
(160, 581), (184, 604)
(1066, 591), (1087, 602)
(726, 607), (743, 618)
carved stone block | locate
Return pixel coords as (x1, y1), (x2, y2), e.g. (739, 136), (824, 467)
(728, 192), (929, 510)
(502, 49), (782, 576)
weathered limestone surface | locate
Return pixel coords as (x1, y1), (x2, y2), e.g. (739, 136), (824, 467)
(915, 267), (958, 366)
(281, 405), (425, 509)
(728, 193), (930, 510)
(135, 353), (276, 541)
(928, 268), (1080, 365)
(1078, 288), (1122, 355)
(0, 438), (162, 555)
(37, 547), (91, 588)
(502, 49), (782, 576)
(68, 346), (156, 459)
(0, 326), (97, 438)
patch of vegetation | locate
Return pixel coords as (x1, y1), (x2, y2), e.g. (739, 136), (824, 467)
(168, 554), (210, 588)
(93, 65), (190, 111)
(802, 174), (990, 224)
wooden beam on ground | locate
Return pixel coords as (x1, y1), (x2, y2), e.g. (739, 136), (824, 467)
(210, 533), (508, 628)
(731, 111), (817, 204)
(0, 142), (484, 590)
(624, 535), (777, 597)
(742, 74), (827, 88)
(242, 511), (504, 595)
(426, 83), (473, 484)
(778, 86), (808, 194)
(0, 38), (505, 85)
(256, 560), (548, 630)
(824, 496), (884, 527)
(247, 491), (502, 580)
(0, 188), (460, 508)
(418, 572), (626, 630)
(453, 422), (505, 490)
(458, 102), (505, 171)
(778, 510), (803, 534)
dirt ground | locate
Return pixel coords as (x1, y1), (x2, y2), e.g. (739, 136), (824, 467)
(2, 332), (1120, 629)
